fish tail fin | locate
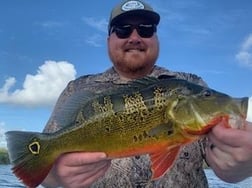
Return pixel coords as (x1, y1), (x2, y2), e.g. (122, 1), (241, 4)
(5, 131), (54, 187)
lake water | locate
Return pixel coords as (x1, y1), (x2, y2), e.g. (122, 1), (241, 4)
(0, 165), (251, 187)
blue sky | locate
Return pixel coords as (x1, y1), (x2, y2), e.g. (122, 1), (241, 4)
(0, 0), (252, 148)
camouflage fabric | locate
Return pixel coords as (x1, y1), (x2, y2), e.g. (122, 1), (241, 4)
(43, 66), (209, 188)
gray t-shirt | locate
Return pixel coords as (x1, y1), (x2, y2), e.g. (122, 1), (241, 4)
(44, 66), (209, 188)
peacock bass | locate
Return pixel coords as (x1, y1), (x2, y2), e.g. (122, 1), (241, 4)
(5, 77), (248, 187)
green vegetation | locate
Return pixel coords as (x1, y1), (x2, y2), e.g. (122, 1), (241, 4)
(0, 148), (10, 164)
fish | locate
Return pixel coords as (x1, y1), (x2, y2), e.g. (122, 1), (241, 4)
(5, 76), (248, 187)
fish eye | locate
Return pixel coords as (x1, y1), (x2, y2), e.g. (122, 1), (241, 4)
(202, 89), (212, 97)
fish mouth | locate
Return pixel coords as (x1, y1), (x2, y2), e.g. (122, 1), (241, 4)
(233, 97), (248, 117)
(228, 114), (246, 129)
(185, 97), (249, 133)
(228, 97), (248, 129)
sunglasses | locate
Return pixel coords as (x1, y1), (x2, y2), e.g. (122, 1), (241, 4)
(109, 24), (157, 39)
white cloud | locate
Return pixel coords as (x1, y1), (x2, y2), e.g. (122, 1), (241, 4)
(236, 34), (252, 67)
(0, 122), (7, 148)
(0, 61), (76, 107)
(241, 34), (252, 51)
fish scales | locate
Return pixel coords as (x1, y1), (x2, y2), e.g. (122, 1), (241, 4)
(49, 85), (177, 156)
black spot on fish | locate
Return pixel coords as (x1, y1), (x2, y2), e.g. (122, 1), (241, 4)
(143, 131), (149, 139)
(167, 129), (174, 135)
(138, 134), (143, 141)
(133, 135), (138, 142)
(31, 143), (38, 151)
(105, 127), (110, 132)
(28, 141), (40, 155)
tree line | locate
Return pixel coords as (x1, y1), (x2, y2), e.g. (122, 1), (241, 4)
(0, 148), (10, 164)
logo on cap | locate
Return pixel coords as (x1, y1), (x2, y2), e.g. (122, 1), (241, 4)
(121, 1), (145, 11)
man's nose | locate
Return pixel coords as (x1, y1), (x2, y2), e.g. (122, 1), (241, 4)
(128, 29), (141, 43)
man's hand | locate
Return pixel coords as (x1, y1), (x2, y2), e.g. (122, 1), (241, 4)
(42, 152), (111, 188)
(206, 121), (252, 183)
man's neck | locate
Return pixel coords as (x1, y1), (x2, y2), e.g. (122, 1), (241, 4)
(113, 66), (154, 81)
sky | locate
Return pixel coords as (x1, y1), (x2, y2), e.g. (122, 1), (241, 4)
(0, 0), (252, 148)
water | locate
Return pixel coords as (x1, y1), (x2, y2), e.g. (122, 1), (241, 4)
(0, 165), (43, 188)
(204, 169), (252, 188)
(0, 165), (252, 187)
(0, 165), (24, 188)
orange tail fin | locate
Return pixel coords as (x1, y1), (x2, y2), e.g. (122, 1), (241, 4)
(12, 162), (53, 187)
(5, 131), (54, 187)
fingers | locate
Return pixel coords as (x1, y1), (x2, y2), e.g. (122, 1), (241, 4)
(62, 159), (110, 177)
(77, 160), (111, 186)
(61, 159), (111, 188)
(206, 144), (234, 168)
(58, 152), (107, 166)
(52, 152), (111, 188)
(209, 123), (246, 148)
(206, 123), (247, 164)
(245, 121), (252, 131)
(205, 144), (252, 183)
(205, 121), (252, 183)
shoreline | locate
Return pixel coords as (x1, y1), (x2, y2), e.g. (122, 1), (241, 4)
(0, 148), (10, 164)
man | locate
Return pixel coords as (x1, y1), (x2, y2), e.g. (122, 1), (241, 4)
(42, 0), (252, 187)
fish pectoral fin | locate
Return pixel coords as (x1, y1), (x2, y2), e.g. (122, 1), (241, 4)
(150, 145), (181, 180)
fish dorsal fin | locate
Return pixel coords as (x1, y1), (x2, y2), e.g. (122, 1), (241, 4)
(126, 76), (161, 89)
(54, 75), (176, 128)
(131, 76), (159, 85)
(91, 77), (162, 97)
(150, 145), (181, 179)
(157, 74), (176, 80)
(53, 90), (95, 128)
(127, 75), (176, 88)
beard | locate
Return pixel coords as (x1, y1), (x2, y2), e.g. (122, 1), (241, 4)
(111, 55), (157, 79)
(108, 42), (159, 78)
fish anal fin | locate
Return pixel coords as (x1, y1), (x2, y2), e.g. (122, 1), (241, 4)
(150, 145), (181, 180)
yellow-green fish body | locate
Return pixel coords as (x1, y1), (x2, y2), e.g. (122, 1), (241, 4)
(6, 77), (248, 187)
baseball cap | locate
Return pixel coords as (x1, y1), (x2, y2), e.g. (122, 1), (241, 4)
(108, 0), (160, 33)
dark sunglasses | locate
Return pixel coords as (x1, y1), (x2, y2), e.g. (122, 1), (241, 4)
(109, 24), (157, 39)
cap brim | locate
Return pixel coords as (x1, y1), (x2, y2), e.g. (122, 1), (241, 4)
(110, 10), (160, 27)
